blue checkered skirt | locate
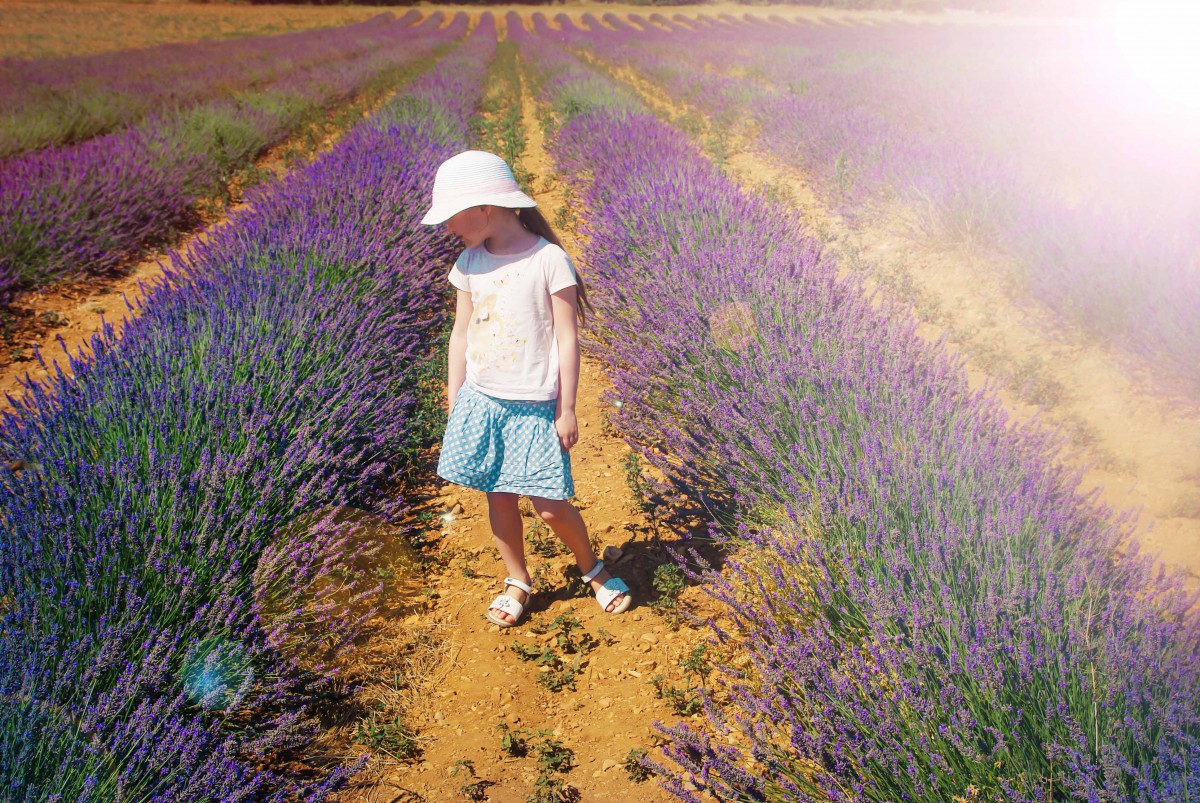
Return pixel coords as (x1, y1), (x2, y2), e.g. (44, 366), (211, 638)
(437, 382), (575, 500)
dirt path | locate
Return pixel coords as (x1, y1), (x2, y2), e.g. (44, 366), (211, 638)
(336, 356), (705, 802)
(329, 53), (711, 803)
(580, 43), (1200, 579)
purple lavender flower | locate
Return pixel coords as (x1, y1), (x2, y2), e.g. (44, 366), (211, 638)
(0, 18), (495, 797)
(0, 13), (467, 293)
(513, 21), (1200, 801)
(569, 15), (1200, 391)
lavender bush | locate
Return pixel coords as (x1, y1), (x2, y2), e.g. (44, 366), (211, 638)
(0, 18), (494, 799)
(514, 21), (1200, 801)
(0, 13), (466, 300)
(0, 11), (420, 157)
(566, 16), (1200, 392)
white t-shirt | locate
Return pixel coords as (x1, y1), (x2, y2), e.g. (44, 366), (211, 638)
(448, 237), (578, 401)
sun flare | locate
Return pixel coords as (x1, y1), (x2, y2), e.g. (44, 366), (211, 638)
(1108, 0), (1200, 108)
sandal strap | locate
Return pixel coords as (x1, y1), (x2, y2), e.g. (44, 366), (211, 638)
(601, 576), (629, 594)
(595, 576), (630, 610)
(490, 594), (525, 617)
(580, 560), (605, 584)
(504, 577), (533, 595)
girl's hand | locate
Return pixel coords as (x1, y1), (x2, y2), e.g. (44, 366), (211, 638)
(555, 410), (578, 452)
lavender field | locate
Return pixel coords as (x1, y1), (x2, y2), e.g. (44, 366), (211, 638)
(1, 13), (492, 798)
(511, 15), (1198, 800)
(554, 12), (1200, 393)
(2, 6), (1198, 801)
(0, 12), (470, 300)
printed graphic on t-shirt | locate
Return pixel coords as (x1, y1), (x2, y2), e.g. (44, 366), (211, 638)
(468, 285), (529, 377)
(448, 239), (577, 401)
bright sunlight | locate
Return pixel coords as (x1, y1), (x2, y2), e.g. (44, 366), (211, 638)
(1109, 0), (1200, 108)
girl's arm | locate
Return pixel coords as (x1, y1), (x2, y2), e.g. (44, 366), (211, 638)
(551, 286), (580, 451)
(447, 289), (472, 410)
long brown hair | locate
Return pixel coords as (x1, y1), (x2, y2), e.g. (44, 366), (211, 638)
(518, 206), (595, 325)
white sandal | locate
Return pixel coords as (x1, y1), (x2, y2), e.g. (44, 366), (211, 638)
(581, 560), (632, 614)
(486, 578), (533, 628)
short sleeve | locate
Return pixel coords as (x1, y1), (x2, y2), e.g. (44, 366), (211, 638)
(545, 247), (578, 294)
(448, 253), (469, 292)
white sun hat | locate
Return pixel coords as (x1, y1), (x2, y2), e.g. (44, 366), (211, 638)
(420, 150), (537, 225)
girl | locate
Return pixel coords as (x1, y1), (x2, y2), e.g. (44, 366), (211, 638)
(420, 150), (632, 628)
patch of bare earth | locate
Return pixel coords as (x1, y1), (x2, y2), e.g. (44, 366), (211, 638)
(0, 2), (392, 60)
(330, 359), (714, 802)
(582, 36), (1200, 580)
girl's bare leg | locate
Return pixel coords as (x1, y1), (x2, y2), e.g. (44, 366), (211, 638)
(487, 491), (530, 624)
(529, 496), (627, 612)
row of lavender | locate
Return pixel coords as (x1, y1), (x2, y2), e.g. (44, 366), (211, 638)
(560, 14), (1200, 392)
(0, 11), (419, 157)
(0, 13), (463, 303)
(512, 17), (1200, 801)
(0, 18), (494, 799)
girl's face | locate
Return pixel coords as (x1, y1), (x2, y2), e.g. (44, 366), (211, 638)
(445, 206), (491, 248)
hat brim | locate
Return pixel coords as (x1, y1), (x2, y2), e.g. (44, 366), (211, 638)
(420, 190), (537, 226)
